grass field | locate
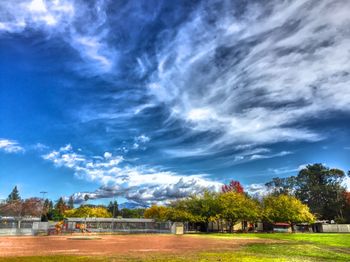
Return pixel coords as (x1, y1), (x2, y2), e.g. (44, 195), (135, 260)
(0, 233), (349, 261)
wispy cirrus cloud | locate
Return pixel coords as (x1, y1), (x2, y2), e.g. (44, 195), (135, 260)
(0, 139), (25, 154)
(232, 148), (293, 163)
(42, 144), (221, 204)
(267, 164), (309, 176)
(4, 0), (346, 164)
(148, 0), (350, 156)
(0, 0), (117, 75)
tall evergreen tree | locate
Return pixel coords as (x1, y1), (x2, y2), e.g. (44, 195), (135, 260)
(7, 186), (21, 202)
(47, 200), (54, 220)
(108, 200), (119, 218)
(49, 200), (53, 210)
(68, 196), (74, 209)
(41, 198), (51, 222)
(55, 197), (67, 216)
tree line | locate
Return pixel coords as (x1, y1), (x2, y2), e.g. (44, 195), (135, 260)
(1, 164), (349, 226)
(144, 184), (314, 232)
(0, 188), (145, 221)
(143, 163), (350, 229)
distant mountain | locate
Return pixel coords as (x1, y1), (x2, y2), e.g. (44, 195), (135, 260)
(119, 201), (148, 209)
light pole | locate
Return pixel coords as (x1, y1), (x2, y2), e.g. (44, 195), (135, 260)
(40, 191), (47, 200)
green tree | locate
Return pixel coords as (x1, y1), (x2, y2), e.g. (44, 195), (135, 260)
(263, 194), (315, 230)
(55, 197), (67, 217)
(41, 199), (51, 221)
(265, 177), (296, 196)
(168, 191), (220, 231)
(84, 194), (89, 202)
(218, 192), (260, 232)
(46, 200), (55, 220)
(120, 208), (145, 218)
(68, 196), (74, 209)
(7, 186), (21, 202)
(107, 201), (119, 218)
(266, 164), (348, 220)
(295, 164), (346, 220)
(164, 207), (198, 223)
(43, 199), (50, 212)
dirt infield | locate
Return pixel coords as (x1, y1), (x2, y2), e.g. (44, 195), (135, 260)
(0, 234), (276, 257)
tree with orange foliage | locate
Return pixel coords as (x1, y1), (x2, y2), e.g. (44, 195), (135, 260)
(222, 180), (244, 194)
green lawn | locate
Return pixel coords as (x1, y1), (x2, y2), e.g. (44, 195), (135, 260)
(185, 233), (350, 261)
(191, 232), (350, 247)
(1, 233), (349, 261)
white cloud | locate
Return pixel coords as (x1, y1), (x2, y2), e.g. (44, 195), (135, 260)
(187, 108), (216, 122)
(0, 0), (117, 75)
(230, 148), (292, 164)
(148, 0), (350, 155)
(268, 166), (299, 175)
(245, 183), (272, 199)
(103, 152), (112, 159)
(42, 144), (221, 204)
(32, 143), (49, 151)
(250, 151), (292, 161)
(0, 139), (25, 154)
(132, 135), (150, 150)
(343, 176), (350, 191)
(135, 135), (150, 144)
(42, 144), (87, 168)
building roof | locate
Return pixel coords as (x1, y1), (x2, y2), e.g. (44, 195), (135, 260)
(274, 222), (290, 226)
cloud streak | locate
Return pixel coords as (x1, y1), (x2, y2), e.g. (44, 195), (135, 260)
(0, 0), (117, 75)
(148, 0), (350, 156)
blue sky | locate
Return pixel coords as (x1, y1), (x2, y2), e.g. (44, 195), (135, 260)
(1, 0), (350, 205)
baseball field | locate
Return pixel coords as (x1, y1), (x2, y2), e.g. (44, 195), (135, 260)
(0, 233), (349, 261)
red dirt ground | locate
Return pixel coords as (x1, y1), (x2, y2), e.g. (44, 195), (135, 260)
(0, 234), (275, 257)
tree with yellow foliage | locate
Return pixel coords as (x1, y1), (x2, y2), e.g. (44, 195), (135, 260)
(263, 194), (315, 231)
(65, 206), (112, 218)
(218, 192), (260, 232)
(144, 205), (168, 221)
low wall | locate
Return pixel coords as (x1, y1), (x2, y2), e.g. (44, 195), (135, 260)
(32, 222), (49, 230)
(0, 228), (33, 236)
(321, 224), (350, 233)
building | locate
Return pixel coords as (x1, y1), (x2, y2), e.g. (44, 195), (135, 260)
(0, 217), (42, 236)
(312, 222), (350, 233)
(63, 217), (173, 233)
